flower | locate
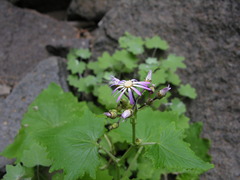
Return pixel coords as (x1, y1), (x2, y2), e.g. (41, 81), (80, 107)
(158, 84), (171, 97)
(121, 109), (133, 119)
(145, 70), (152, 82)
(104, 109), (118, 119)
(110, 76), (152, 105)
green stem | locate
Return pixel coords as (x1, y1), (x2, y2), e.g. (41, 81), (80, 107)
(122, 146), (144, 178)
(140, 142), (157, 146)
(118, 145), (135, 164)
(131, 117), (137, 145)
(116, 164), (120, 180)
(104, 134), (113, 153)
(99, 145), (119, 164)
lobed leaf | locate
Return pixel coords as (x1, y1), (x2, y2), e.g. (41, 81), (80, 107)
(119, 32), (144, 55)
(67, 58), (86, 74)
(144, 123), (214, 173)
(162, 54), (186, 72)
(75, 48), (92, 59)
(178, 84), (197, 99)
(3, 164), (34, 180)
(145, 36), (169, 50)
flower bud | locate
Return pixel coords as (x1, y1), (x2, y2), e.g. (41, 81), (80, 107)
(121, 109), (133, 119)
(104, 109), (118, 119)
(135, 138), (142, 145)
(145, 70), (152, 82)
(108, 122), (119, 130)
(157, 85), (171, 98)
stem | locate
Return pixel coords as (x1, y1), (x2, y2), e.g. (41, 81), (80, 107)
(118, 145), (135, 164)
(116, 165), (120, 180)
(99, 145), (119, 164)
(122, 146), (144, 178)
(141, 142), (158, 146)
(104, 134), (113, 153)
(131, 117), (137, 145)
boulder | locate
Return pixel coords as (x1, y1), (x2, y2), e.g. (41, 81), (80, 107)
(92, 0), (240, 179)
(0, 57), (69, 170)
(67, 0), (116, 21)
(0, 0), (78, 85)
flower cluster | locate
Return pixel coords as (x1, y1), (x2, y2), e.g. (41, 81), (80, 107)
(104, 70), (171, 120)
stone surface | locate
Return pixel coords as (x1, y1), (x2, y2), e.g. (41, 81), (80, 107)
(67, 0), (116, 21)
(92, 0), (240, 179)
(0, 0), (78, 85)
(0, 57), (69, 170)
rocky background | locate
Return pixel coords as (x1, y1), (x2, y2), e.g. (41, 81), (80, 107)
(0, 0), (239, 179)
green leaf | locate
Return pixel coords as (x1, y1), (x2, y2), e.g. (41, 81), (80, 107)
(178, 84), (197, 99)
(68, 75), (97, 93)
(37, 108), (105, 180)
(136, 155), (162, 180)
(119, 32), (144, 55)
(21, 143), (52, 167)
(144, 123), (214, 173)
(108, 108), (213, 173)
(113, 50), (138, 72)
(1, 83), (87, 162)
(81, 169), (113, 180)
(75, 48), (91, 59)
(98, 52), (115, 70)
(170, 98), (186, 115)
(3, 164), (34, 180)
(152, 69), (167, 85)
(176, 122), (212, 180)
(184, 122), (211, 162)
(162, 54), (186, 72)
(146, 57), (158, 65)
(166, 71), (181, 85)
(87, 61), (103, 75)
(97, 85), (117, 109)
(67, 58), (86, 74)
(176, 173), (199, 180)
(108, 108), (187, 144)
(145, 36), (169, 50)
(67, 74), (79, 87)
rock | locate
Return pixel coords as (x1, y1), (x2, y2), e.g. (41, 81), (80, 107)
(0, 57), (69, 170)
(92, 0), (240, 179)
(67, 0), (116, 21)
(0, 85), (11, 96)
(0, 0), (78, 85)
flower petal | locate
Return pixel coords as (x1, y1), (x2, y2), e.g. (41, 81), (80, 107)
(133, 84), (152, 91)
(117, 88), (127, 102)
(131, 87), (142, 96)
(112, 86), (124, 94)
(133, 81), (151, 85)
(128, 88), (135, 105)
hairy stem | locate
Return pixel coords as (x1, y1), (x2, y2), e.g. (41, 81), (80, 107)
(122, 146), (144, 178)
(99, 145), (119, 164)
(118, 145), (135, 164)
(131, 117), (137, 145)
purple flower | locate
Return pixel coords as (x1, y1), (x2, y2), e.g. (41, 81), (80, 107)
(121, 109), (133, 119)
(104, 112), (112, 117)
(145, 70), (152, 82)
(111, 77), (152, 105)
(158, 84), (171, 97)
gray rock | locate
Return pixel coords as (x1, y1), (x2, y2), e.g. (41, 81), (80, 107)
(0, 0), (78, 85)
(67, 0), (116, 21)
(0, 57), (69, 170)
(93, 0), (240, 179)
